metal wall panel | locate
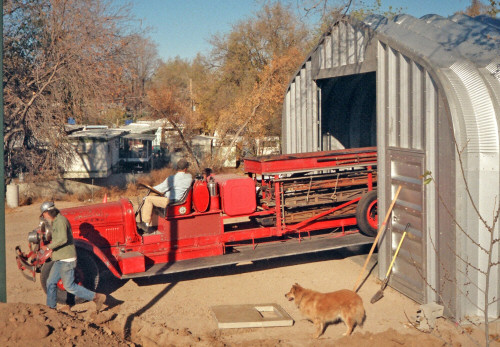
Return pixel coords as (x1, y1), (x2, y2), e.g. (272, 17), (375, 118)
(284, 91), (291, 151)
(388, 151), (426, 302)
(440, 62), (500, 318)
(400, 56), (410, 149)
(411, 62), (424, 150)
(387, 47), (398, 147)
(379, 44), (426, 152)
(332, 26), (340, 68)
(282, 21), (369, 154)
(387, 151), (426, 302)
(449, 61), (499, 153)
(312, 73), (319, 151)
(347, 24), (356, 65)
(305, 61), (314, 151)
(423, 70), (439, 307)
(357, 29), (365, 63)
(289, 81), (296, 153)
(377, 40), (443, 306)
(324, 35), (332, 69)
(300, 67), (307, 152)
(483, 61), (500, 318)
(339, 22), (347, 66)
(378, 40), (428, 301)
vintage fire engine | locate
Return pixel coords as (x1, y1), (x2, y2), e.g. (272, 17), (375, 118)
(16, 147), (377, 303)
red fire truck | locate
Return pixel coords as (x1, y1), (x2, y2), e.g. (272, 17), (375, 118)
(16, 147), (377, 303)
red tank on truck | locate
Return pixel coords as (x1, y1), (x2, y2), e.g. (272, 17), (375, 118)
(16, 147), (378, 302)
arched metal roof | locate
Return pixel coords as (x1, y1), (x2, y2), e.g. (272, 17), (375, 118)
(362, 13), (500, 154)
(364, 13), (500, 67)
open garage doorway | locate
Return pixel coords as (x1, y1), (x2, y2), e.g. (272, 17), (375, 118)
(318, 72), (376, 150)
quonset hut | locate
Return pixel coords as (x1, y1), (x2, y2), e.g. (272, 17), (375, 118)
(282, 14), (500, 320)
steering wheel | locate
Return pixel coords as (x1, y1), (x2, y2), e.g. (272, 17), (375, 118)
(138, 182), (164, 196)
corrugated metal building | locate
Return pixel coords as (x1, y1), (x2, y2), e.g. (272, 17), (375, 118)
(282, 14), (500, 320)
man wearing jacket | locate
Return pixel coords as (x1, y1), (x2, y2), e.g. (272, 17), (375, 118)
(40, 201), (106, 311)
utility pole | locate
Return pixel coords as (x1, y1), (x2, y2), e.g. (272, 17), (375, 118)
(1, 0), (7, 303)
(189, 78), (194, 117)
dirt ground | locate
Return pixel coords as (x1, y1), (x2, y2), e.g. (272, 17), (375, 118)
(4, 200), (500, 346)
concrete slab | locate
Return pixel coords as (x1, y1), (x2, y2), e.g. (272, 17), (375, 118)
(211, 303), (294, 329)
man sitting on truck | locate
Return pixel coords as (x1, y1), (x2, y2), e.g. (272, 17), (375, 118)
(141, 158), (193, 227)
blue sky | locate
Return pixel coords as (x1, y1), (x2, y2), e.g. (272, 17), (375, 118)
(126, 0), (472, 61)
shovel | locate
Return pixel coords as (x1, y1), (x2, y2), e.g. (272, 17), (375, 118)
(353, 185), (402, 292)
(370, 223), (410, 304)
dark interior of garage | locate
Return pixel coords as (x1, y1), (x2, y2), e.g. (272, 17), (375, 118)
(318, 72), (376, 149)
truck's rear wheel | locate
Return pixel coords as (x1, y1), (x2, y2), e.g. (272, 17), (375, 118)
(356, 190), (378, 237)
(40, 249), (99, 305)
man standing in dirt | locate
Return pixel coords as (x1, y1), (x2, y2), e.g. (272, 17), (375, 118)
(40, 201), (106, 311)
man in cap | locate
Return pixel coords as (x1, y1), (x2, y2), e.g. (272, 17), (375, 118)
(141, 158), (193, 226)
(40, 201), (106, 311)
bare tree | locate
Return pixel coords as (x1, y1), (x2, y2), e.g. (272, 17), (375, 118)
(3, 0), (142, 178)
(120, 35), (161, 121)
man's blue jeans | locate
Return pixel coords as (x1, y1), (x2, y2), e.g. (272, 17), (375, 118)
(46, 260), (95, 308)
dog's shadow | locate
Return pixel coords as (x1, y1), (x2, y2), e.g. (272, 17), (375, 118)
(301, 318), (345, 334)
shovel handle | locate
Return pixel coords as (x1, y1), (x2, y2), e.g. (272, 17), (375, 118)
(384, 230), (408, 278)
(353, 185), (402, 292)
(369, 225), (409, 304)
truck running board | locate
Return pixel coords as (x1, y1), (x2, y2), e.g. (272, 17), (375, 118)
(121, 233), (373, 279)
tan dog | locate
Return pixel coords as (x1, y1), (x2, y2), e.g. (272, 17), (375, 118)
(285, 283), (365, 338)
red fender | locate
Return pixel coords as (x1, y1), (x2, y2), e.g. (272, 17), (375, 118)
(74, 239), (122, 279)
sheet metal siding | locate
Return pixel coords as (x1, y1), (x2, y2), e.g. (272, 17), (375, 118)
(376, 42), (388, 276)
(304, 62), (311, 151)
(387, 47), (398, 147)
(312, 74), (319, 150)
(284, 91), (291, 151)
(379, 43), (426, 152)
(434, 91), (458, 317)
(449, 62), (499, 153)
(287, 78), (297, 150)
(389, 152), (426, 303)
(412, 63), (424, 150)
(485, 62), (500, 316)
(283, 21), (367, 154)
(424, 71), (439, 306)
(300, 67), (306, 152)
(377, 40), (434, 303)
(440, 62), (500, 317)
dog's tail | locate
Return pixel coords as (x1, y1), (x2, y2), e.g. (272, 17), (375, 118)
(355, 305), (366, 327)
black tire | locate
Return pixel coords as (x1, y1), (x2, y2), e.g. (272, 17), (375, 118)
(356, 190), (378, 237)
(40, 249), (100, 305)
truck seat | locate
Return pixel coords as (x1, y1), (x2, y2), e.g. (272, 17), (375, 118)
(153, 184), (193, 218)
